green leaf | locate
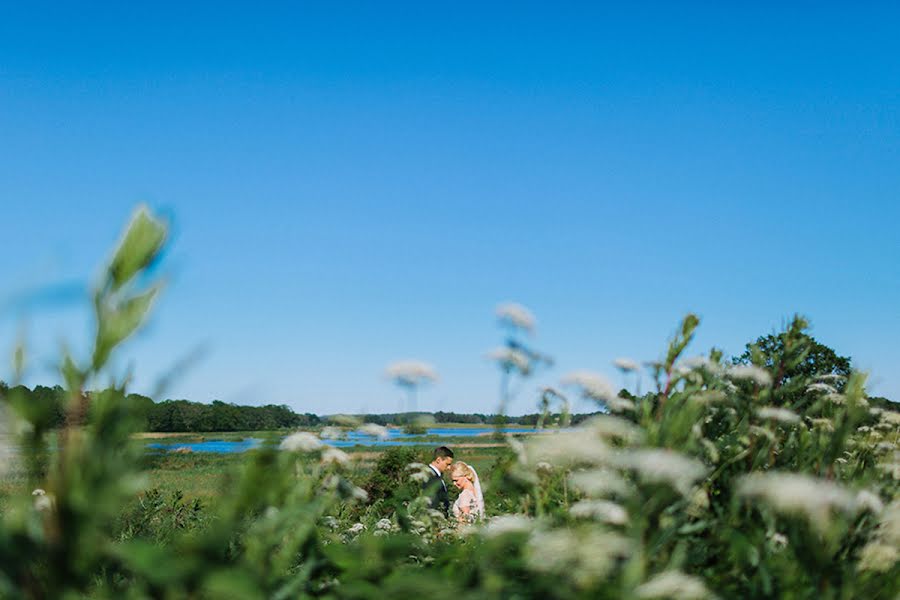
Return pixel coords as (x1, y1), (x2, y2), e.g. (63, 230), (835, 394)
(107, 206), (166, 293)
(92, 286), (160, 370)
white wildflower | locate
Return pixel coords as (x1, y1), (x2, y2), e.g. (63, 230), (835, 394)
(375, 518), (393, 531)
(748, 426), (776, 442)
(569, 468), (633, 498)
(809, 418), (834, 432)
(346, 522), (366, 536)
(635, 571), (716, 599)
(824, 393), (846, 404)
(606, 396), (636, 412)
(407, 462), (433, 483)
(280, 432), (323, 452)
(506, 434), (528, 464)
(613, 358), (639, 372)
(807, 383), (838, 394)
(385, 360), (438, 386)
(876, 442), (896, 453)
(768, 531), (788, 549)
(570, 499), (628, 524)
(481, 515), (534, 538)
(727, 365), (772, 387)
(858, 542), (898, 572)
(357, 423), (390, 440)
(320, 447), (350, 466)
(882, 501), (900, 545)
(322, 516), (339, 531)
(561, 371), (616, 402)
(526, 428), (610, 466)
(880, 411), (900, 425)
(856, 490), (884, 514)
(496, 302), (536, 331)
(756, 406), (800, 425)
(691, 390), (727, 404)
(487, 347), (531, 372)
(609, 449), (707, 497)
(736, 472), (859, 530)
(701, 439), (720, 463)
(350, 485), (369, 502)
(526, 529), (631, 587)
(32, 488), (53, 512)
(319, 426), (344, 440)
(687, 488), (710, 517)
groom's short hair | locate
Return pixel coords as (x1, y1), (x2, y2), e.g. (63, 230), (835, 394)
(433, 446), (454, 459)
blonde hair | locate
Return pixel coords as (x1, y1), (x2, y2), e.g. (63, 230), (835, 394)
(450, 461), (475, 482)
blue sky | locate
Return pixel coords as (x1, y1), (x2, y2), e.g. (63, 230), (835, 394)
(2, 2), (898, 414)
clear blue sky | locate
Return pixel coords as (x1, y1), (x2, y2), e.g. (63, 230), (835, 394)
(2, 2), (898, 414)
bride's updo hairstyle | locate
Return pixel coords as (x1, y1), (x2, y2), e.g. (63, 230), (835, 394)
(450, 461), (475, 482)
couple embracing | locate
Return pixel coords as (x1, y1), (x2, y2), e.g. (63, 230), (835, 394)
(422, 446), (485, 524)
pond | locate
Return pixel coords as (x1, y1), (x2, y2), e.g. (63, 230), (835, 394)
(146, 426), (537, 454)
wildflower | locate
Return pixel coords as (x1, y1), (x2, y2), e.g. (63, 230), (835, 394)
(280, 432), (322, 452)
(691, 390), (726, 404)
(613, 358), (639, 372)
(487, 347), (531, 372)
(526, 428), (610, 466)
(481, 515), (533, 538)
(858, 542), (898, 572)
(506, 434), (528, 464)
(727, 365), (772, 387)
(756, 406), (800, 425)
(876, 442), (896, 453)
(736, 472), (859, 530)
(610, 449), (707, 497)
(407, 463), (433, 483)
(635, 571), (717, 599)
(809, 418), (834, 432)
(526, 529), (631, 586)
(346, 522), (366, 536)
(375, 518), (393, 531)
(32, 489), (53, 512)
(768, 531), (788, 549)
(535, 461), (553, 475)
(322, 516), (339, 531)
(881, 411), (900, 425)
(701, 439), (720, 463)
(606, 396), (636, 412)
(570, 499), (628, 524)
(687, 488), (710, 517)
(357, 423), (390, 440)
(496, 302), (536, 331)
(807, 383), (838, 394)
(385, 360), (438, 385)
(561, 370), (616, 402)
(856, 490), (884, 514)
(320, 447), (350, 466)
(569, 468), (633, 498)
(319, 426), (344, 440)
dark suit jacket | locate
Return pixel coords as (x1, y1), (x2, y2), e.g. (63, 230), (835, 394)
(422, 467), (450, 515)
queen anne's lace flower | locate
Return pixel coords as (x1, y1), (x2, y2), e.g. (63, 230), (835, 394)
(635, 571), (717, 599)
(280, 432), (322, 452)
(496, 302), (536, 331)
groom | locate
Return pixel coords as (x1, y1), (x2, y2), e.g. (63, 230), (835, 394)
(423, 446), (454, 515)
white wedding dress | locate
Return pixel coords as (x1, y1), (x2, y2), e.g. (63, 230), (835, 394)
(451, 467), (485, 522)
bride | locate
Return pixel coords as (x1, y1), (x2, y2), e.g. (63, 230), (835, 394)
(449, 461), (485, 524)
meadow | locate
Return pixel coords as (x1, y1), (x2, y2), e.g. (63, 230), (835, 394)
(1, 208), (898, 599)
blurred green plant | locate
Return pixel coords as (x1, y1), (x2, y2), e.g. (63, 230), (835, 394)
(0, 208), (897, 599)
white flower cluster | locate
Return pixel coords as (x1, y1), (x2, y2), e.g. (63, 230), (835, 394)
(385, 360), (438, 386)
(357, 423), (390, 440)
(496, 302), (536, 331)
(755, 406), (801, 425)
(635, 571), (717, 599)
(726, 365), (772, 387)
(736, 472), (873, 530)
(280, 432), (322, 452)
(561, 371), (616, 403)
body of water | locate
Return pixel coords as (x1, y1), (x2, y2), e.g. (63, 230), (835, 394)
(147, 426), (537, 454)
